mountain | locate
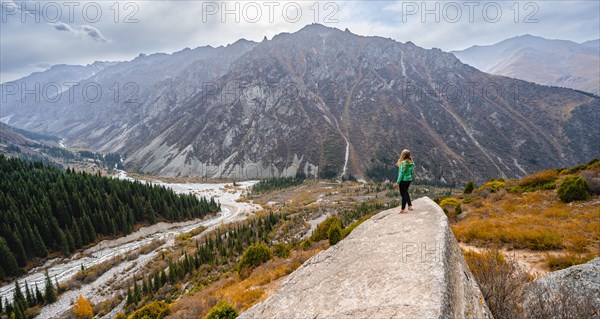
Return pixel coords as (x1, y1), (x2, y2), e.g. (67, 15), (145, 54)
(1, 25), (599, 184)
(452, 35), (600, 95)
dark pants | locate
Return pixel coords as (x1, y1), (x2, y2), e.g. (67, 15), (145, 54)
(398, 181), (412, 210)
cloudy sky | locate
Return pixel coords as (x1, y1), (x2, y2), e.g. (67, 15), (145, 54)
(1, 0), (599, 82)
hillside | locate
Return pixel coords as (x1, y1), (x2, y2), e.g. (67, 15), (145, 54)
(445, 159), (600, 272)
(452, 35), (600, 95)
(2, 26), (598, 184)
(0, 155), (220, 280)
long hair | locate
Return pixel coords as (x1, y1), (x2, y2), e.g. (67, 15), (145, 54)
(397, 149), (413, 166)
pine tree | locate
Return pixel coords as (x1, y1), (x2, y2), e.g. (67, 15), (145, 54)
(13, 281), (25, 307)
(65, 227), (75, 253)
(133, 277), (141, 304)
(126, 287), (133, 305)
(142, 275), (148, 295)
(83, 215), (96, 243)
(44, 270), (57, 304)
(71, 217), (82, 248)
(0, 237), (20, 277)
(13, 301), (25, 319)
(35, 284), (44, 305)
(24, 281), (34, 307)
(32, 226), (48, 258)
(58, 228), (70, 256)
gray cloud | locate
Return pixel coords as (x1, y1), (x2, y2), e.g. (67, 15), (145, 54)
(80, 25), (108, 42)
(52, 22), (72, 32)
(50, 22), (108, 42)
(1, 0), (598, 82)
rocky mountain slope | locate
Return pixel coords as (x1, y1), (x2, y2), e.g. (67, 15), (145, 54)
(1, 25), (599, 184)
(452, 35), (600, 95)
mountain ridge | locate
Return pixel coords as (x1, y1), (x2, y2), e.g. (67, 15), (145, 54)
(1, 25), (599, 184)
(452, 34), (600, 95)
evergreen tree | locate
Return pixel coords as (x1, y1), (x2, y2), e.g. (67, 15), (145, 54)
(24, 281), (34, 307)
(133, 277), (141, 304)
(32, 226), (48, 257)
(35, 284), (44, 305)
(71, 218), (82, 248)
(12, 281), (25, 308)
(44, 270), (57, 304)
(0, 237), (19, 277)
(83, 215), (96, 243)
(464, 180), (475, 194)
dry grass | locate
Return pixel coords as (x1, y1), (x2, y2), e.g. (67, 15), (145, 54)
(452, 190), (600, 260)
(463, 249), (530, 319)
(168, 248), (322, 319)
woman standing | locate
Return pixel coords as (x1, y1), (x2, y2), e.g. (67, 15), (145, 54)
(396, 149), (414, 214)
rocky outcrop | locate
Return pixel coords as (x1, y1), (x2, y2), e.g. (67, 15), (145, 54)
(521, 258), (600, 318)
(240, 197), (492, 319)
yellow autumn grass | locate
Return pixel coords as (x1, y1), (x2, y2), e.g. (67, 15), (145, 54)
(452, 190), (600, 254)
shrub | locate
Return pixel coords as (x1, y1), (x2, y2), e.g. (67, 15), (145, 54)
(128, 301), (170, 319)
(480, 180), (506, 193)
(73, 295), (93, 319)
(205, 301), (238, 319)
(272, 243), (291, 258)
(327, 224), (342, 245)
(237, 243), (272, 273)
(310, 216), (342, 242)
(515, 170), (558, 191)
(545, 252), (594, 271)
(557, 176), (590, 203)
(439, 197), (462, 218)
(462, 196), (476, 204)
(579, 170), (600, 195)
(464, 181), (475, 194)
(463, 249), (529, 319)
(300, 239), (312, 250)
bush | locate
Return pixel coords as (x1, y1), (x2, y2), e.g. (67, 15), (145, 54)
(545, 252), (594, 271)
(128, 301), (170, 319)
(579, 170), (600, 195)
(310, 216), (342, 242)
(515, 170), (558, 192)
(463, 196), (476, 204)
(557, 176), (591, 203)
(328, 224), (342, 245)
(480, 180), (506, 193)
(439, 197), (462, 218)
(272, 243), (291, 258)
(205, 301), (238, 319)
(464, 180), (475, 194)
(463, 249), (529, 319)
(73, 295), (93, 319)
(237, 243), (272, 272)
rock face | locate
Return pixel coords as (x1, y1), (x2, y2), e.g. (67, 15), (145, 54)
(240, 197), (492, 319)
(521, 258), (600, 318)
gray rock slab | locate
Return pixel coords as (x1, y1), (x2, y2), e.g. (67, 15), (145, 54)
(240, 197), (492, 319)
